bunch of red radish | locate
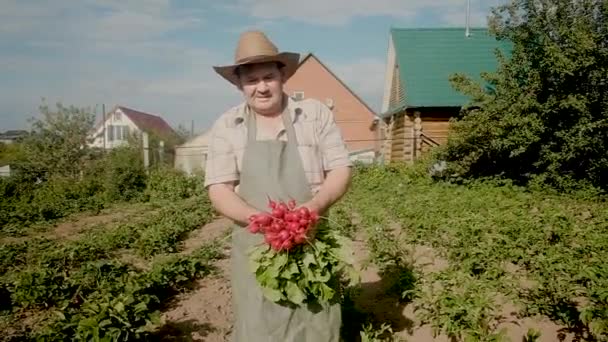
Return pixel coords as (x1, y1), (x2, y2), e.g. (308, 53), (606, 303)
(247, 198), (319, 252)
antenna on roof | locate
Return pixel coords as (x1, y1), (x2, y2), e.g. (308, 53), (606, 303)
(465, 0), (471, 37)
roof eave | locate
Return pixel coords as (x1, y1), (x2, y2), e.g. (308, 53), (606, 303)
(380, 104), (465, 118)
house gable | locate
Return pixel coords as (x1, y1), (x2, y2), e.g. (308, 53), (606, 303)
(284, 53), (378, 153)
(117, 106), (176, 139)
(88, 106), (175, 149)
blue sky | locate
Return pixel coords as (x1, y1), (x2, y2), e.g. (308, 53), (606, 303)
(0, 0), (505, 133)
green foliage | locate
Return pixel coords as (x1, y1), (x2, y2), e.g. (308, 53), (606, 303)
(0, 142), (22, 167)
(415, 269), (507, 342)
(36, 244), (221, 341)
(0, 139), (206, 235)
(248, 221), (359, 306)
(360, 323), (402, 342)
(134, 195), (215, 257)
(348, 163), (608, 341)
(441, 0), (608, 191)
(13, 102), (97, 180)
(96, 145), (147, 203)
(0, 175), (105, 234)
(1, 195), (222, 340)
(145, 166), (204, 203)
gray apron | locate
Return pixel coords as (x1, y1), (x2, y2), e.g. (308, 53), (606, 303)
(230, 106), (341, 342)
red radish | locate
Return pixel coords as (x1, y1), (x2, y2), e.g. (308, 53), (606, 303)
(267, 196), (277, 209)
(284, 212), (299, 222)
(272, 208), (285, 219)
(249, 223), (261, 234)
(277, 202), (289, 213)
(310, 212), (318, 223)
(254, 214), (272, 226)
(278, 230), (290, 240)
(271, 240), (282, 251)
(281, 240), (293, 251)
(271, 222), (283, 233)
(299, 219), (309, 227)
(287, 222), (299, 232)
(297, 207), (310, 219)
(294, 234), (306, 244)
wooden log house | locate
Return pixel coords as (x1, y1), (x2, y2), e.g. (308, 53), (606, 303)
(375, 28), (510, 164)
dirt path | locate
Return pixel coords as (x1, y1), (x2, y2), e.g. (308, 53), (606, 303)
(158, 218), (234, 342)
(0, 203), (155, 244)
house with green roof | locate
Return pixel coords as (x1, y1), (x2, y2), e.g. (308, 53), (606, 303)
(375, 27), (510, 163)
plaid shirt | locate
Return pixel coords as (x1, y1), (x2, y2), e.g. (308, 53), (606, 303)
(204, 96), (352, 194)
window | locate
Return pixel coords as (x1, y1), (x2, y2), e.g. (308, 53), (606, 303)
(115, 112), (121, 121)
(114, 125), (122, 140)
(292, 91), (304, 101)
(106, 125), (129, 142)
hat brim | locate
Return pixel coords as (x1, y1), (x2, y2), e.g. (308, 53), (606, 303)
(213, 52), (300, 86)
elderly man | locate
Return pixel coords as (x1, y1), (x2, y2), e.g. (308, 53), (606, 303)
(204, 30), (352, 342)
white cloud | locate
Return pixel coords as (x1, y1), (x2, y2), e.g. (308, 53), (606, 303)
(92, 11), (202, 42)
(0, 1), (233, 132)
(232, 0), (489, 26)
(0, 0), (73, 35)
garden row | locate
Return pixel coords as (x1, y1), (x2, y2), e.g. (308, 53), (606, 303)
(0, 191), (221, 341)
(332, 163), (608, 341)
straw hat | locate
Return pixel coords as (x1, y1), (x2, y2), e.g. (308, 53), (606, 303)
(213, 31), (300, 86)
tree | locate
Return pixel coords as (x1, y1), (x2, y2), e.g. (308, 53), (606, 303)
(14, 102), (97, 180)
(0, 142), (23, 167)
(442, 0), (608, 191)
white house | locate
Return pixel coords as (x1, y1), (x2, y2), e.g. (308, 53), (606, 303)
(0, 165), (10, 177)
(0, 130), (28, 144)
(174, 130), (210, 175)
(89, 106), (176, 149)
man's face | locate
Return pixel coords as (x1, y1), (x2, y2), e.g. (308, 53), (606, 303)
(237, 62), (285, 115)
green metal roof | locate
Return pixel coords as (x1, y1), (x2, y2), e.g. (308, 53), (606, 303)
(384, 27), (511, 117)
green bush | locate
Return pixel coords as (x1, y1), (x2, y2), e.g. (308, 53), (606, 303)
(0, 175), (106, 233)
(145, 167), (204, 202)
(97, 146), (147, 203)
(439, 0), (608, 191)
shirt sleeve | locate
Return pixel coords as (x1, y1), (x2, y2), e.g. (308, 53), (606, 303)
(317, 103), (353, 171)
(204, 119), (239, 187)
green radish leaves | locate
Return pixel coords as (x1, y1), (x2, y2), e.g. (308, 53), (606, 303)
(248, 221), (359, 306)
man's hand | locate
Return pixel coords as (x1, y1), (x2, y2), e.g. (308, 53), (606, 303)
(208, 182), (260, 226)
(298, 166), (352, 239)
(302, 166), (352, 215)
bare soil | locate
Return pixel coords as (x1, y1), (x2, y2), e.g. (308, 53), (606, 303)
(157, 218), (234, 342)
(0, 203), (155, 244)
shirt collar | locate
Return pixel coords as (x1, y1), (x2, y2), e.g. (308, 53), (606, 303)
(233, 94), (301, 126)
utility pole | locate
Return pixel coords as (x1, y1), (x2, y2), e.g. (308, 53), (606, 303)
(191, 120), (194, 138)
(102, 103), (106, 150)
(465, 0), (471, 37)
(143, 132), (149, 172)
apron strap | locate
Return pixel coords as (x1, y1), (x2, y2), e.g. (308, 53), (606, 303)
(246, 110), (257, 143)
(245, 102), (300, 146)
